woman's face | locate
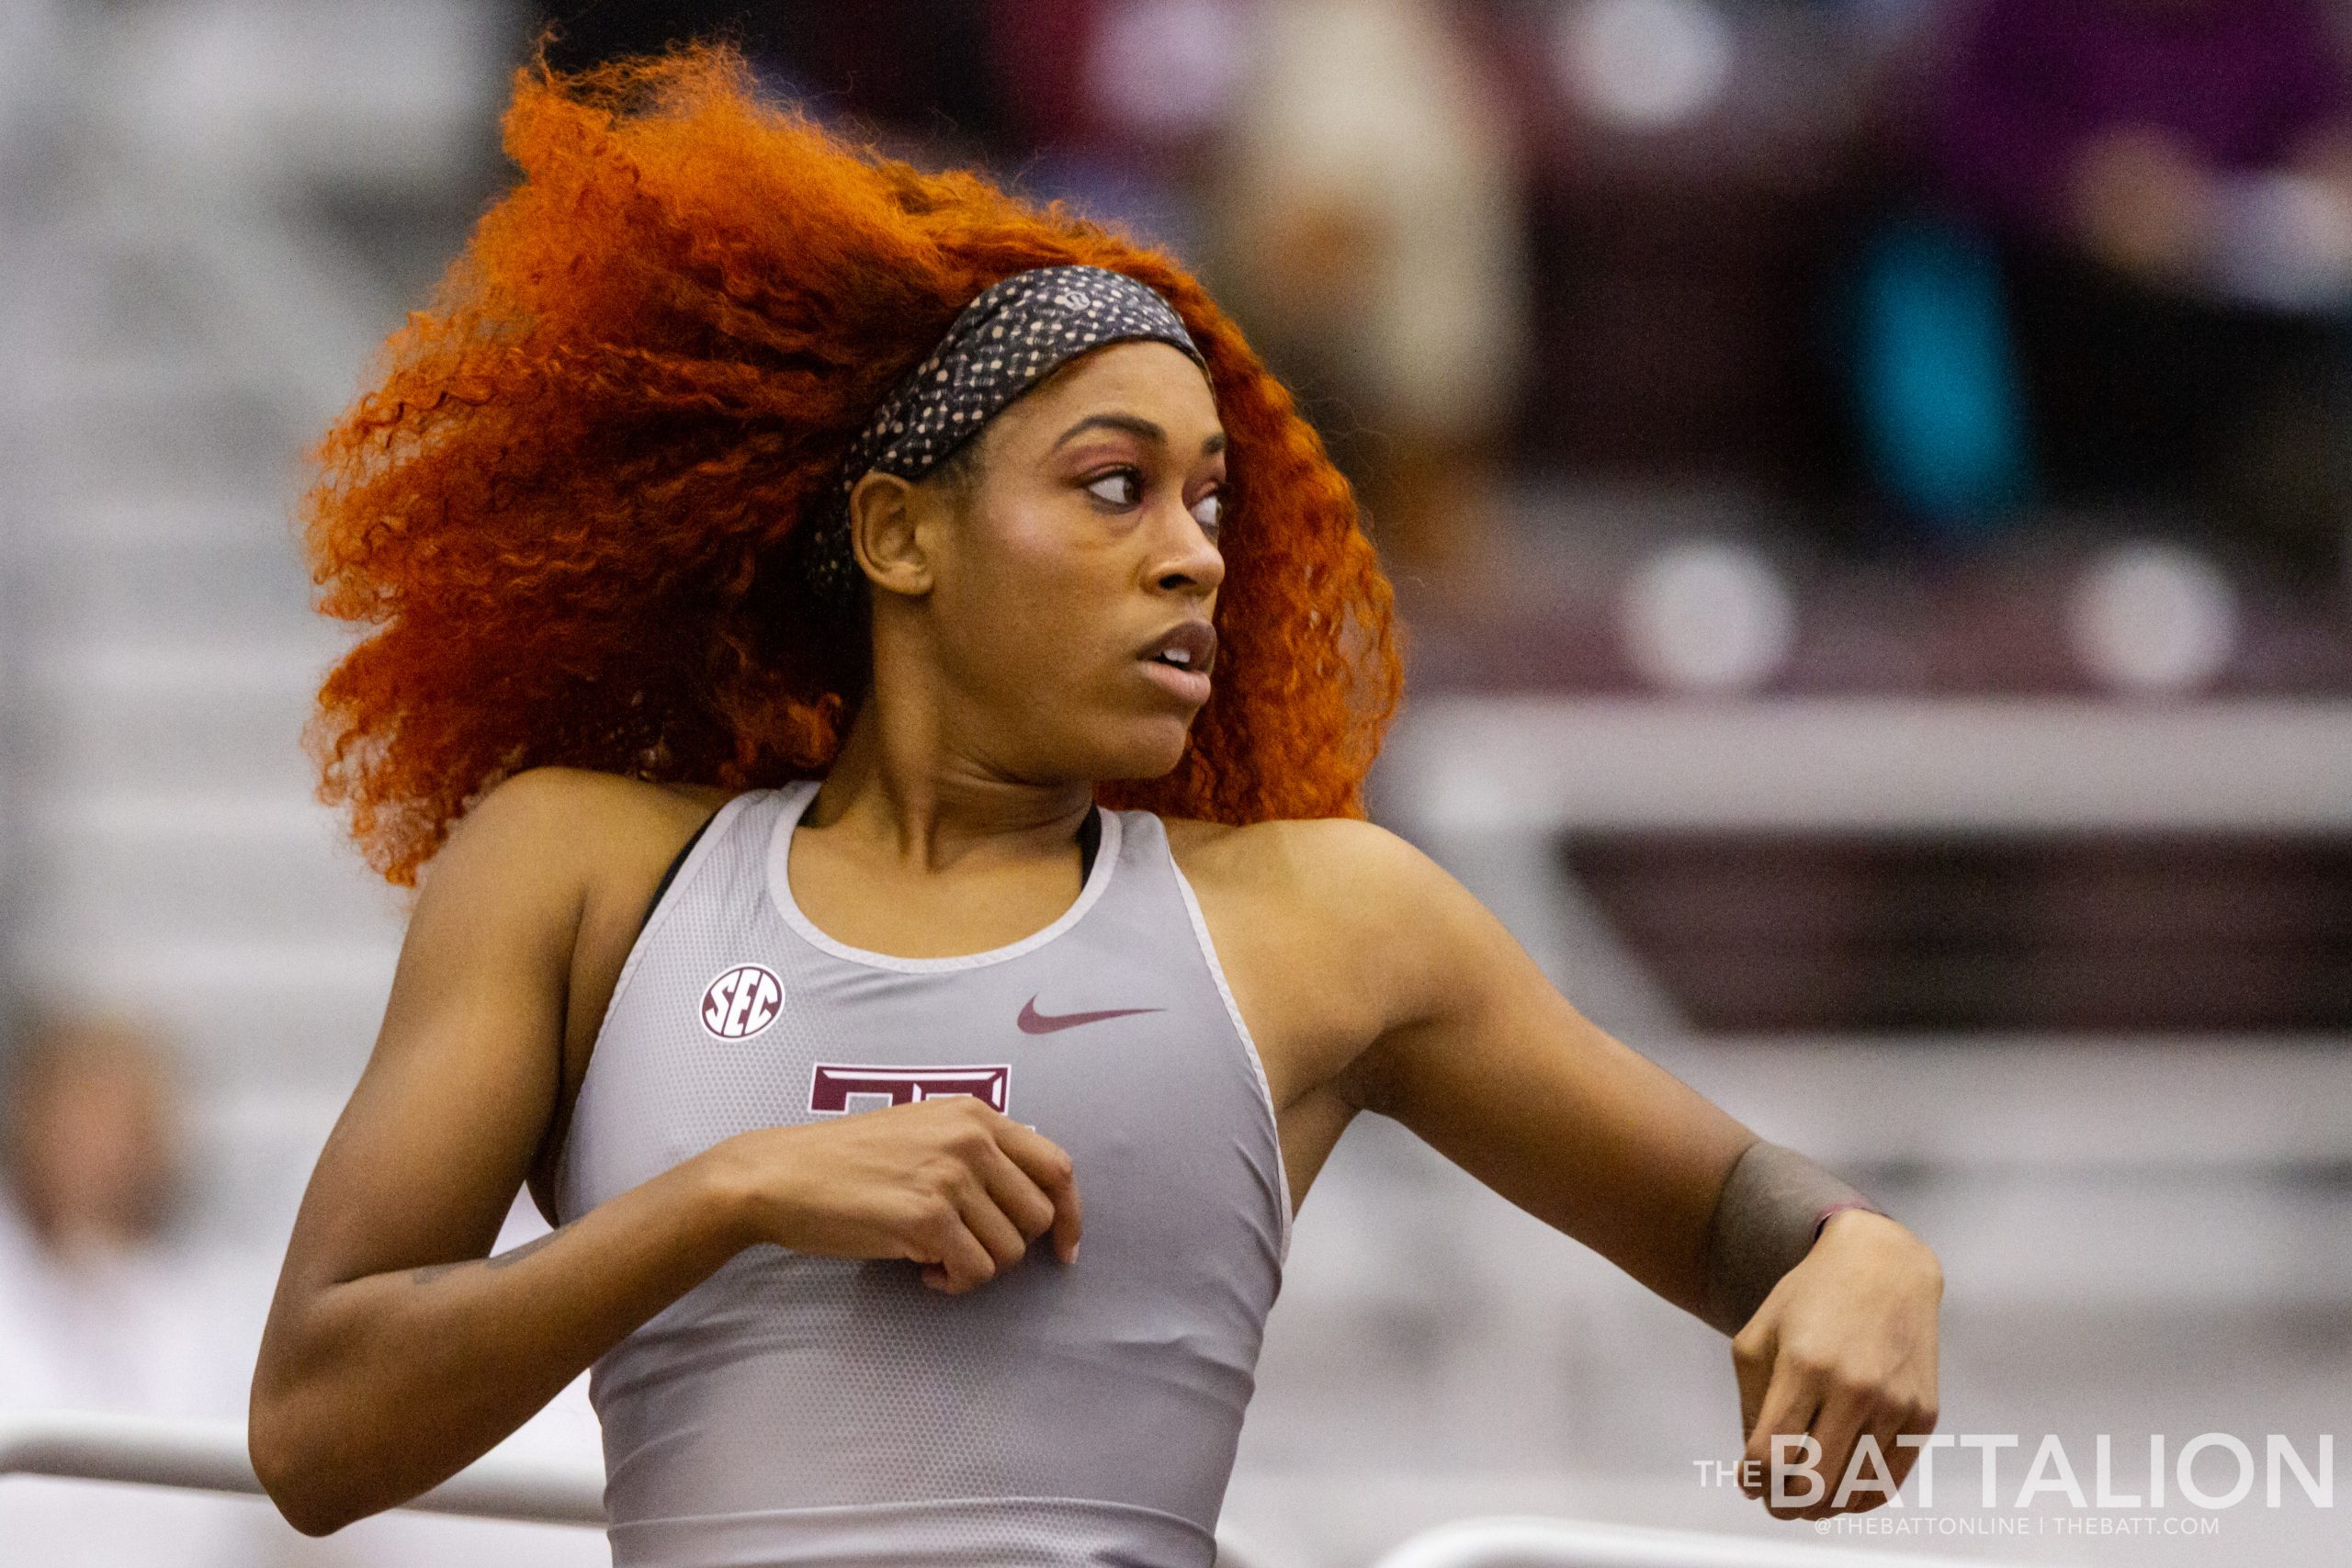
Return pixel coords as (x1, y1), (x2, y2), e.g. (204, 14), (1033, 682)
(3, 1030), (178, 1251)
(876, 338), (1229, 783)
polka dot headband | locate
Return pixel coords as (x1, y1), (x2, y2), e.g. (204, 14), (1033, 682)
(804, 265), (1208, 606)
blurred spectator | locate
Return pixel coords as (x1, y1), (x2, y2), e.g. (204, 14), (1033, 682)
(1860, 0), (2352, 585)
(0, 1008), (607, 1565)
(1209, 0), (1531, 598)
(0, 1008), (263, 1563)
(0, 1010), (198, 1401)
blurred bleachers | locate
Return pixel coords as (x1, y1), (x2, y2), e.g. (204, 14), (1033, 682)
(1, 7), (602, 1562)
(3, 0), (517, 1220)
(3, 3), (2350, 1567)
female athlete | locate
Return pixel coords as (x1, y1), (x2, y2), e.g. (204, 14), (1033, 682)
(250, 45), (1942, 1568)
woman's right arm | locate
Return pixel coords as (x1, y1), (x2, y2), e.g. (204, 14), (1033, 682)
(248, 770), (1082, 1536)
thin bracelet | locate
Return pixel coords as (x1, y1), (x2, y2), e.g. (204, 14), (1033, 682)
(1811, 1199), (1888, 1244)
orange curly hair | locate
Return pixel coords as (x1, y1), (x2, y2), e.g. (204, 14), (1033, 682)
(301, 44), (1406, 888)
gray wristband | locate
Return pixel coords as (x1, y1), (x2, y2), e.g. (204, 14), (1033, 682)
(1697, 1140), (1886, 1335)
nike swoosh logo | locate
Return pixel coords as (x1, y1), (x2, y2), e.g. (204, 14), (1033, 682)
(1017, 996), (1164, 1034)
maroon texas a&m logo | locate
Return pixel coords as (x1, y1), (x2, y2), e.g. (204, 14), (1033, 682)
(701, 963), (784, 1040)
(808, 1064), (1011, 1114)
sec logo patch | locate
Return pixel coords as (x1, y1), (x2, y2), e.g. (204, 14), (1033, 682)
(701, 963), (784, 1039)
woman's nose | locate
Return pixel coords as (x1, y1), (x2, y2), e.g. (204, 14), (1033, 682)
(1155, 510), (1224, 592)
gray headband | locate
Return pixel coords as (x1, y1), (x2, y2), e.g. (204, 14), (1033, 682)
(804, 265), (1207, 606)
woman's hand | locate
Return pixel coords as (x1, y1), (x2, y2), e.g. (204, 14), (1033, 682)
(705, 1097), (1083, 1295)
(1733, 1211), (1943, 1519)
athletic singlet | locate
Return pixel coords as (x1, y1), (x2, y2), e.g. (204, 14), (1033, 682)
(555, 780), (1292, 1568)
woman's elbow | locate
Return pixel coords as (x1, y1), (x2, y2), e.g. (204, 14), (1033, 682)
(248, 1393), (370, 1537)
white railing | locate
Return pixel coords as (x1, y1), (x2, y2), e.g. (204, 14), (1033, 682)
(0, 1410), (605, 1525)
(0, 1410), (1292, 1567)
(1370, 1515), (2039, 1568)
(1374, 695), (2352, 835)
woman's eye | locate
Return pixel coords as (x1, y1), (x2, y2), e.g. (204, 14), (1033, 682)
(1084, 469), (1143, 507)
(1191, 491), (1224, 536)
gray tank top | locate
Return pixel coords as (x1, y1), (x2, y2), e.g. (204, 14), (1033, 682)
(556, 780), (1292, 1568)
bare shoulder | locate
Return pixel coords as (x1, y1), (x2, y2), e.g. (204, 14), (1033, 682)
(446, 767), (734, 874)
(467, 764), (734, 826)
(434, 768), (741, 990)
(1159, 813), (1465, 1044)
(1160, 812), (1450, 920)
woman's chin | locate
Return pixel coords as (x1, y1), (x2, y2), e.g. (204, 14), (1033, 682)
(1080, 719), (1195, 782)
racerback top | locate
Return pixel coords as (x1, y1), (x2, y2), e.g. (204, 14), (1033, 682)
(555, 780), (1292, 1568)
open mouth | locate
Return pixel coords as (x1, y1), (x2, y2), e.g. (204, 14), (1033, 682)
(1139, 618), (1216, 675)
(1138, 648), (1212, 701)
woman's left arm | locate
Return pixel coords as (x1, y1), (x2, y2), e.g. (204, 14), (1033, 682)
(1324, 824), (1942, 1519)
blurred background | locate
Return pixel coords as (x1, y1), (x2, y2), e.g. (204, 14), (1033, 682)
(2, 1), (2349, 1564)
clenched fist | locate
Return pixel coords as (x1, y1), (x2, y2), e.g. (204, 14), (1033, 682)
(1734, 1210), (1943, 1519)
(702, 1097), (1083, 1294)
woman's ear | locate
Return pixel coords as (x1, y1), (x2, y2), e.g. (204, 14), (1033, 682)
(847, 471), (935, 599)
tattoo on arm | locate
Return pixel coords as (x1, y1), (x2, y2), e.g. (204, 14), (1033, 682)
(410, 1225), (568, 1288)
(1697, 1141), (1880, 1336)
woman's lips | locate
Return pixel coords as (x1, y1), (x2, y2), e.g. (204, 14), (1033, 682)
(1139, 656), (1212, 704)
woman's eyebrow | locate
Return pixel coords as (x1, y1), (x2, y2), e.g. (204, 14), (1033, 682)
(1051, 412), (1227, 457)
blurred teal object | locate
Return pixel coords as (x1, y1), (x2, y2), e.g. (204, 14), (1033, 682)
(1852, 214), (2032, 536)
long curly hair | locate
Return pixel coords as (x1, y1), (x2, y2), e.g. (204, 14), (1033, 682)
(301, 44), (1406, 888)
